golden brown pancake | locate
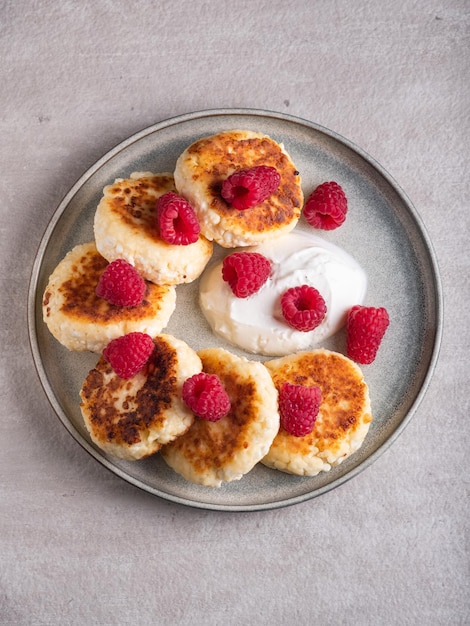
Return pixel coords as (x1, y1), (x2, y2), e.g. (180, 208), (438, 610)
(262, 349), (372, 476)
(42, 242), (176, 352)
(161, 347), (279, 487)
(94, 171), (213, 285)
(79, 334), (202, 460)
(174, 130), (303, 247)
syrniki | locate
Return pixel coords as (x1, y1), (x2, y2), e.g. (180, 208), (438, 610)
(174, 130), (303, 247)
(161, 347), (280, 487)
(262, 349), (373, 476)
(42, 242), (176, 353)
(94, 171), (213, 285)
(79, 334), (202, 460)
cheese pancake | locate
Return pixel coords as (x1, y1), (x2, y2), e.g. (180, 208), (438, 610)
(262, 349), (372, 476)
(161, 347), (280, 487)
(174, 130), (303, 247)
(79, 334), (202, 460)
(94, 171), (213, 285)
(42, 242), (176, 352)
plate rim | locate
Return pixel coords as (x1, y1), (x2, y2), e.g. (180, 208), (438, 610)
(27, 107), (444, 512)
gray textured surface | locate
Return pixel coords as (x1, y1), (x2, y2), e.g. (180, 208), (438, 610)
(1, 1), (469, 624)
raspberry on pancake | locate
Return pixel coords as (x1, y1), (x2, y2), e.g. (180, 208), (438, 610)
(174, 130), (303, 247)
(79, 334), (202, 460)
(262, 349), (373, 476)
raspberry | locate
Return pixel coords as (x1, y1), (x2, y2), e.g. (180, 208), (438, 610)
(279, 382), (322, 437)
(156, 191), (200, 245)
(303, 181), (348, 230)
(281, 285), (327, 332)
(346, 305), (390, 364)
(221, 165), (281, 210)
(222, 252), (272, 298)
(96, 259), (146, 307)
(182, 372), (231, 421)
(102, 332), (155, 379)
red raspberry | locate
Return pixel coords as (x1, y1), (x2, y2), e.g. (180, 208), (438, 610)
(96, 259), (146, 307)
(281, 285), (327, 332)
(222, 252), (272, 298)
(182, 372), (231, 421)
(221, 165), (281, 210)
(102, 332), (155, 379)
(303, 181), (348, 230)
(346, 305), (390, 364)
(156, 191), (200, 245)
(279, 382), (322, 437)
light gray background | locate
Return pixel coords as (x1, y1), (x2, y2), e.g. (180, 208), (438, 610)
(1, 1), (468, 624)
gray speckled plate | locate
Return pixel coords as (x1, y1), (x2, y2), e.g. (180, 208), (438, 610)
(28, 109), (442, 511)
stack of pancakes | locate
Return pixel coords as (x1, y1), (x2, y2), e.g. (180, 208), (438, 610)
(42, 129), (372, 485)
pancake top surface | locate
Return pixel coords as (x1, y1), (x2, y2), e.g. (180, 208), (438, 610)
(43, 242), (172, 324)
(101, 172), (175, 240)
(172, 352), (259, 468)
(265, 349), (372, 458)
(80, 335), (183, 447)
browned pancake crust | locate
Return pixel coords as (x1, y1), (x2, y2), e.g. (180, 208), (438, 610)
(80, 336), (181, 451)
(266, 351), (372, 458)
(183, 131), (302, 234)
(103, 173), (175, 241)
(164, 351), (261, 475)
(43, 245), (171, 325)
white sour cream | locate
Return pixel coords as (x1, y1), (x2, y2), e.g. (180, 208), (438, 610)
(199, 231), (367, 356)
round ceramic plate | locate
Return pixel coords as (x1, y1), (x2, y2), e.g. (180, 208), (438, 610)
(28, 109), (442, 511)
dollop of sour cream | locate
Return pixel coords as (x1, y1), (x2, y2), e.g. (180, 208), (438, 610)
(199, 231), (367, 356)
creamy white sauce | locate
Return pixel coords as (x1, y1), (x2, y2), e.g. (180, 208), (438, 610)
(199, 231), (367, 356)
